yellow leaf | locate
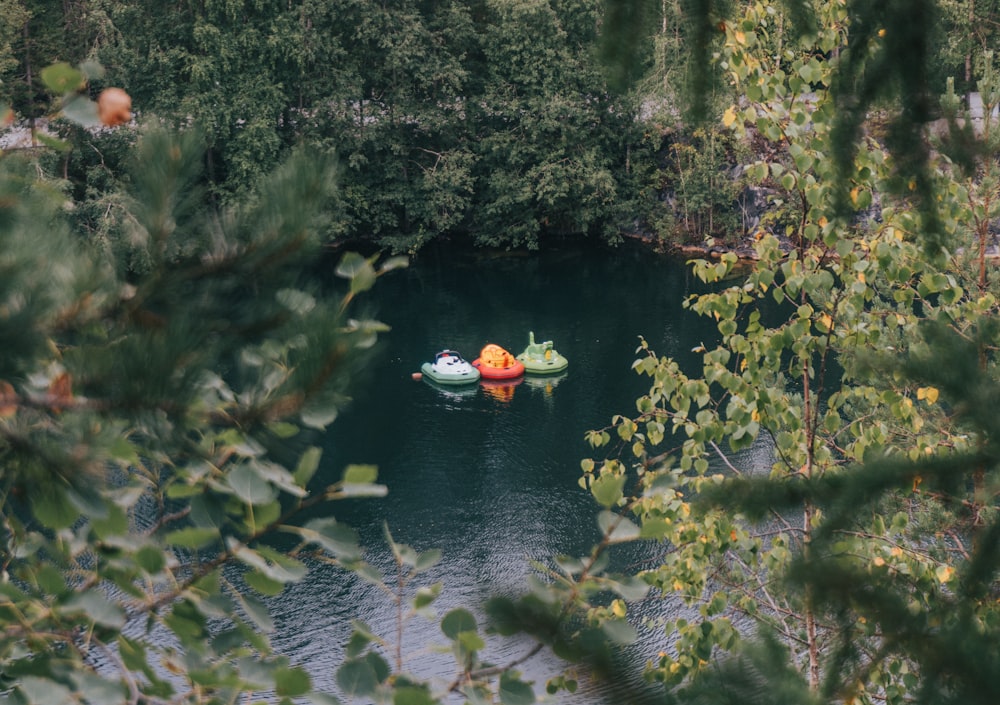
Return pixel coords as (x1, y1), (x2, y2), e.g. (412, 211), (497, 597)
(917, 386), (939, 404)
(611, 599), (626, 618)
(873, 556), (885, 567)
(850, 187), (860, 205)
(734, 30), (746, 45)
(936, 565), (955, 583)
(722, 107), (737, 128)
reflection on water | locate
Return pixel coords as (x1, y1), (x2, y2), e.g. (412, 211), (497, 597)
(522, 371), (568, 394)
(479, 376), (524, 402)
(421, 376), (480, 400)
(423, 373), (568, 404)
(266, 240), (772, 703)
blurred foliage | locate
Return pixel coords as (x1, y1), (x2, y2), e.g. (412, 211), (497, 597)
(7, 1), (1000, 703)
(582, 3), (1000, 704)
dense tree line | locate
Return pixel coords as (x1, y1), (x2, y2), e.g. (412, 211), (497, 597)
(3, 0), (642, 250)
(3, 0), (997, 251)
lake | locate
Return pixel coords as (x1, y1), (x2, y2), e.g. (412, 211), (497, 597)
(267, 239), (768, 702)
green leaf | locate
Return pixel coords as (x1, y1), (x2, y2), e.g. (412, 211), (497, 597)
(32, 489), (79, 530)
(108, 437), (140, 466)
(591, 473), (626, 508)
(457, 630), (486, 653)
(299, 517), (362, 560)
(639, 517), (672, 539)
(306, 694), (342, 705)
(601, 618), (638, 645)
(413, 582), (443, 609)
(345, 630), (373, 659)
(40, 62), (84, 93)
(252, 499), (282, 529)
(70, 671), (127, 705)
(414, 549), (442, 573)
(294, 446), (322, 485)
(79, 59), (105, 80)
(165, 526), (220, 549)
(189, 494), (226, 529)
(67, 486), (109, 519)
(441, 608), (478, 639)
(336, 252), (377, 294)
(245, 570), (286, 597)
(461, 684), (494, 705)
(232, 544), (306, 583)
(61, 96), (101, 127)
(34, 565), (67, 595)
(164, 598), (206, 640)
(350, 561), (385, 584)
(275, 666), (312, 697)
(499, 671), (536, 705)
(250, 459), (307, 498)
(17, 676), (76, 705)
(135, 546), (166, 574)
(343, 464), (378, 484)
(393, 684), (435, 705)
(554, 554), (586, 575)
(117, 636), (150, 674)
(62, 591), (126, 628)
(608, 575), (651, 601)
(337, 659), (380, 699)
(365, 652), (391, 685)
(227, 464), (279, 505)
(268, 421), (300, 439)
(339, 482), (388, 498)
(379, 255), (410, 274)
(597, 510), (641, 543)
(92, 503), (128, 539)
(232, 590), (274, 633)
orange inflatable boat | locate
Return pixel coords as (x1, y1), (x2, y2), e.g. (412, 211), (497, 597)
(472, 343), (525, 380)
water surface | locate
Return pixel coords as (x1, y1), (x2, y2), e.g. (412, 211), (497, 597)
(270, 240), (763, 702)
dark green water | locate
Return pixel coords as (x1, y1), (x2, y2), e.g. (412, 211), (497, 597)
(267, 240), (771, 702)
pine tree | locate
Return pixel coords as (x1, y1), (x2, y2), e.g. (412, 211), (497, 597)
(0, 126), (405, 703)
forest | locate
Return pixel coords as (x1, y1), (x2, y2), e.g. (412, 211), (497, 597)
(4, 0), (1000, 704)
(0, 0), (993, 254)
